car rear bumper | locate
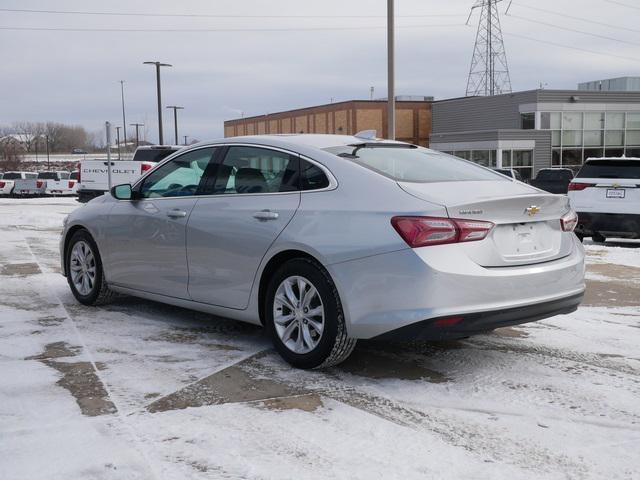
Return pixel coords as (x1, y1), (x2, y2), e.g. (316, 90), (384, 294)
(328, 235), (585, 339)
(576, 212), (640, 238)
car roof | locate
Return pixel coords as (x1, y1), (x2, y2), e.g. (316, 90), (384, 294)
(196, 134), (409, 151)
(584, 157), (640, 163)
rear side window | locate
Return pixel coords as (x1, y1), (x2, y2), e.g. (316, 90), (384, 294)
(301, 160), (330, 190)
(577, 160), (640, 179)
(324, 145), (505, 183)
(133, 148), (181, 163)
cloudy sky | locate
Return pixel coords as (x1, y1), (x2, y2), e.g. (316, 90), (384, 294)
(1, 0), (638, 143)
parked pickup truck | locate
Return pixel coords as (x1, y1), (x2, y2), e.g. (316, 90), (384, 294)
(0, 171), (37, 195)
(529, 168), (574, 194)
(77, 145), (182, 202)
(37, 171), (74, 195)
(13, 177), (47, 196)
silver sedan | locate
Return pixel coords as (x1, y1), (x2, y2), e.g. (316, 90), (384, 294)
(60, 134), (585, 368)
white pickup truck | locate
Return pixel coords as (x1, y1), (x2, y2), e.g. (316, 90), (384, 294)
(37, 171), (74, 195)
(77, 145), (182, 202)
(0, 171), (37, 195)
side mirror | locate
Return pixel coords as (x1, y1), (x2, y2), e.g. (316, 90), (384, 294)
(111, 184), (133, 200)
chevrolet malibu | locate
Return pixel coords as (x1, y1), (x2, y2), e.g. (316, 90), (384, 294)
(60, 134), (585, 369)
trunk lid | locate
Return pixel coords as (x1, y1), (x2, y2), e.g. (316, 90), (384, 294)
(398, 180), (574, 267)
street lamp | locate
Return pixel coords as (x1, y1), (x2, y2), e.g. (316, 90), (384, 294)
(130, 123), (144, 148)
(143, 61), (172, 145)
(166, 105), (184, 145)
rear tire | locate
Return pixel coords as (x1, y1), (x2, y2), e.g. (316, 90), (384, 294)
(264, 258), (356, 369)
(66, 230), (115, 306)
(592, 232), (606, 244)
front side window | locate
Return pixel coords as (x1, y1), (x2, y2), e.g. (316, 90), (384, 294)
(212, 146), (298, 194)
(325, 145), (506, 183)
(139, 147), (216, 198)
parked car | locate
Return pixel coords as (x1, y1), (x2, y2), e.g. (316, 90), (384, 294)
(71, 148), (88, 154)
(492, 168), (522, 181)
(60, 135), (585, 369)
(529, 168), (574, 194)
(0, 171), (37, 195)
(568, 157), (640, 242)
(76, 145), (182, 202)
(37, 171), (74, 195)
(68, 171), (80, 194)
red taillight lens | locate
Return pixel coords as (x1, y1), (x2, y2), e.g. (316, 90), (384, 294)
(560, 210), (578, 232)
(76, 162), (81, 183)
(36, 180), (44, 188)
(568, 182), (593, 191)
(68, 180), (75, 188)
(391, 216), (494, 247)
(141, 163), (153, 174)
(0, 181), (5, 188)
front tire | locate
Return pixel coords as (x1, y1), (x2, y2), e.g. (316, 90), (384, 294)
(265, 258), (356, 369)
(66, 230), (114, 305)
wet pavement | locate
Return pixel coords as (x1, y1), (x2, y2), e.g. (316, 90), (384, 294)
(1, 198), (639, 479)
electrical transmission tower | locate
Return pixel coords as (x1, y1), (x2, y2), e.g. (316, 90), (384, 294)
(466, 0), (512, 96)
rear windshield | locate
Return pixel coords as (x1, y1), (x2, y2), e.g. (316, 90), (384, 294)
(37, 172), (59, 180)
(324, 145), (506, 183)
(133, 148), (180, 163)
(577, 160), (640, 179)
(70, 172), (79, 180)
(536, 169), (573, 180)
(3, 172), (21, 179)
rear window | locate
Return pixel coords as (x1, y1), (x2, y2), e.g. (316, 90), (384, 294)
(133, 148), (181, 163)
(576, 160), (640, 179)
(70, 172), (79, 180)
(536, 169), (573, 180)
(3, 172), (21, 180)
(324, 145), (505, 183)
(37, 172), (59, 180)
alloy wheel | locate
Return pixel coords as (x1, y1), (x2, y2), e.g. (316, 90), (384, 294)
(69, 240), (97, 296)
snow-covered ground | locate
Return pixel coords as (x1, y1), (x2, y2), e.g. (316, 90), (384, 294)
(1, 198), (639, 480)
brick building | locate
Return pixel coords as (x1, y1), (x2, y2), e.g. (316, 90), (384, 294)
(224, 98), (433, 146)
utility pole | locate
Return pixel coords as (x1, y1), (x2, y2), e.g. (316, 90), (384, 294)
(45, 135), (50, 170)
(130, 123), (144, 148)
(105, 122), (113, 190)
(143, 61), (172, 145)
(115, 126), (122, 160)
(166, 105), (184, 145)
(119, 80), (127, 150)
(370, 86), (375, 101)
(387, 0), (395, 140)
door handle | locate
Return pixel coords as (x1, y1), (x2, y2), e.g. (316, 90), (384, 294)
(166, 209), (187, 218)
(253, 210), (279, 220)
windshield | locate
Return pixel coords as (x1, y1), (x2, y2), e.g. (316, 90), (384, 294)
(133, 148), (180, 163)
(324, 145), (506, 183)
(577, 160), (640, 179)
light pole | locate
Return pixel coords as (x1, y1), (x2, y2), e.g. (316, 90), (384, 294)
(130, 123), (144, 148)
(115, 126), (122, 160)
(166, 105), (184, 145)
(143, 61), (172, 145)
(387, 0), (395, 140)
(183, 135), (188, 146)
(119, 80), (127, 150)
(45, 134), (50, 170)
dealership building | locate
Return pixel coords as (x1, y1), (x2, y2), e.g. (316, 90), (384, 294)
(430, 88), (640, 180)
(224, 85), (640, 180)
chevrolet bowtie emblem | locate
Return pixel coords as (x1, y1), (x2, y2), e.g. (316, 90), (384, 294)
(525, 206), (541, 216)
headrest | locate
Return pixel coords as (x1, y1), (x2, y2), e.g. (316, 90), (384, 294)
(235, 167), (268, 194)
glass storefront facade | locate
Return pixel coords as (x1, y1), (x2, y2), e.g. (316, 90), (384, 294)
(539, 111), (640, 171)
(441, 149), (534, 179)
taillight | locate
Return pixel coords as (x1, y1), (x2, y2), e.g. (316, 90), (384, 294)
(68, 180), (75, 188)
(560, 210), (578, 232)
(0, 181), (5, 188)
(568, 182), (593, 191)
(77, 162), (81, 183)
(36, 180), (44, 189)
(141, 163), (153, 174)
(391, 216), (494, 247)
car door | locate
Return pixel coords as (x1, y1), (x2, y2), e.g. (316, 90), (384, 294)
(187, 145), (301, 309)
(105, 147), (218, 299)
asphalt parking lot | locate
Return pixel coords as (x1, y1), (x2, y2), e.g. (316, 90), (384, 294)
(1, 198), (639, 479)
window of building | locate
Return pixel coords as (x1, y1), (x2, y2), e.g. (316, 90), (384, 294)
(563, 112), (583, 130)
(520, 113), (535, 129)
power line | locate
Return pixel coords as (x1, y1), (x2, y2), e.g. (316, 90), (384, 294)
(603, 0), (640, 11)
(507, 2), (640, 35)
(0, 24), (468, 33)
(0, 7), (464, 19)
(504, 31), (640, 63)
(506, 13), (640, 46)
